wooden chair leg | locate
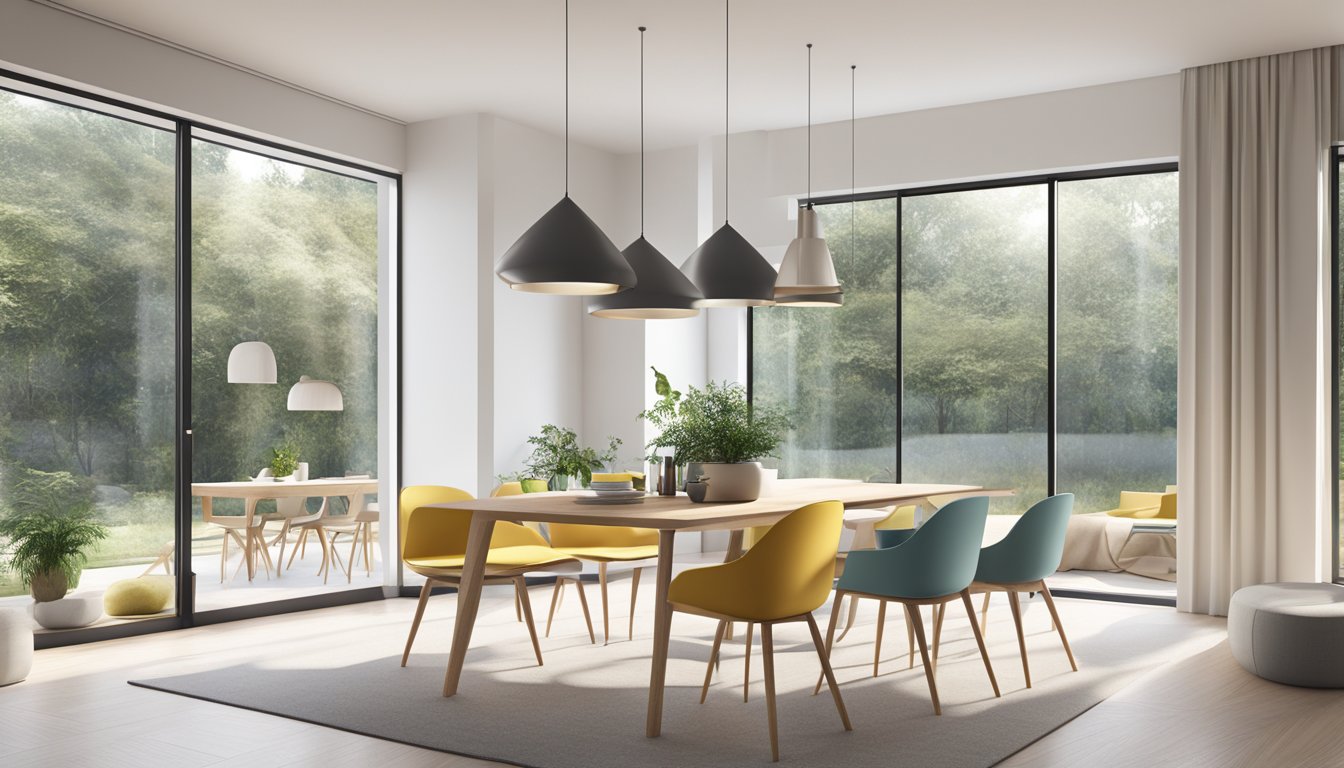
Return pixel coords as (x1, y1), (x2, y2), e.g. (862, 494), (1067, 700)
(598, 562), (610, 645)
(961, 589), (1001, 697)
(835, 593), (861, 643)
(515, 585), (523, 622)
(402, 579), (435, 666)
(628, 566), (642, 641)
(761, 622), (780, 762)
(219, 529), (229, 583)
(904, 603), (915, 669)
(346, 526), (359, 584)
(1007, 589), (1031, 687)
(545, 578), (565, 637)
(908, 601), (941, 715)
(980, 592), (991, 635)
(286, 528), (307, 570)
(931, 600), (946, 672)
(515, 577), (544, 666)
(274, 522), (290, 577)
(814, 589), (845, 696)
(873, 600), (887, 677)
(806, 612), (852, 732)
(317, 527), (333, 584)
(1039, 582), (1078, 671)
(743, 622), (754, 702)
(701, 619), (728, 704)
(572, 577), (597, 644)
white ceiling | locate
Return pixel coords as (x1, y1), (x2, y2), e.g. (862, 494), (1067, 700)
(48, 0), (1344, 153)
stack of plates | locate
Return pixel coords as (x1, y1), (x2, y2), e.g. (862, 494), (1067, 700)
(576, 479), (644, 505)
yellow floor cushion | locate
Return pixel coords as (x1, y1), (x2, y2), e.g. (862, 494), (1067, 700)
(104, 575), (174, 616)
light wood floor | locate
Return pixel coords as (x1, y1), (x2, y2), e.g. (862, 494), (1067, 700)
(2, 589), (1338, 768)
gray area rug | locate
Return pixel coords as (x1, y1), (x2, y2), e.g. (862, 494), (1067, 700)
(130, 585), (1224, 767)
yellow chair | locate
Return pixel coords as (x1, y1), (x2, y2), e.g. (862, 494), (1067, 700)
(399, 485), (583, 667)
(546, 523), (659, 644)
(672, 501), (852, 762)
(1104, 490), (1176, 520)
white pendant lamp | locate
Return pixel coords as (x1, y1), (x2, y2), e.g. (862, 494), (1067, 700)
(494, 0), (635, 296)
(681, 0), (777, 308)
(775, 43), (841, 301)
(287, 376), (343, 411)
(226, 341), (277, 384)
(587, 26), (701, 319)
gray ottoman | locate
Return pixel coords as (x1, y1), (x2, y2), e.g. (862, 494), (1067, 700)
(1228, 582), (1344, 688)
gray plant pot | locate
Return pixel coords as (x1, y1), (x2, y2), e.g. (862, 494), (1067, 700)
(696, 462), (763, 503)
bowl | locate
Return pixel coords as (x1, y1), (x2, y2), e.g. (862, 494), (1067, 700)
(685, 481), (709, 503)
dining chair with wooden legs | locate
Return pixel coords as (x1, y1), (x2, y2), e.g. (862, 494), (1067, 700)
(814, 496), (999, 715)
(933, 494), (1077, 688)
(676, 501), (852, 762)
(547, 523), (659, 644)
(398, 485), (582, 667)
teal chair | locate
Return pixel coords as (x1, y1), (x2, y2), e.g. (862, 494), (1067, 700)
(955, 493), (1078, 688)
(815, 496), (999, 715)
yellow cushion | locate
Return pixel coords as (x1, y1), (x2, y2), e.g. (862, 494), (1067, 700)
(552, 545), (660, 562)
(406, 545), (576, 571)
(874, 505), (917, 530)
(1105, 491), (1176, 519)
(591, 472), (633, 483)
(104, 575), (173, 616)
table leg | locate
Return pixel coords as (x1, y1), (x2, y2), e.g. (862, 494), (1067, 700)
(244, 498), (259, 581)
(645, 529), (676, 738)
(442, 516), (496, 697)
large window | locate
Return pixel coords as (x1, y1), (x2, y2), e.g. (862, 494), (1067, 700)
(753, 167), (1178, 518)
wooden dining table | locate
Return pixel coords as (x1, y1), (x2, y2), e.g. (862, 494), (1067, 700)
(430, 479), (985, 738)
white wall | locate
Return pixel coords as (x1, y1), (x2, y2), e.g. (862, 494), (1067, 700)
(0, 0), (404, 170)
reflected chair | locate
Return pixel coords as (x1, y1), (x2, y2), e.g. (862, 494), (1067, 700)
(676, 501), (852, 762)
(954, 494), (1077, 688)
(816, 496), (999, 715)
(398, 485), (583, 667)
(1103, 490), (1176, 520)
(323, 476), (378, 583)
(547, 524), (659, 644)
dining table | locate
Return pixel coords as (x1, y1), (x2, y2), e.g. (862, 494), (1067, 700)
(193, 477), (379, 581)
(430, 478), (989, 738)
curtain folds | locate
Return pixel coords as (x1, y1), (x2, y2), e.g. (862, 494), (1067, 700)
(1177, 46), (1340, 615)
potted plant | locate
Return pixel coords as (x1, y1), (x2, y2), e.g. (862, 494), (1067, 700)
(640, 368), (789, 502)
(268, 443), (300, 482)
(524, 425), (622, 490)
(0, 467), (108, 603)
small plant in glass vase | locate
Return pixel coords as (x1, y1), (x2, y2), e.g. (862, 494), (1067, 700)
(639, 367), (789, 502)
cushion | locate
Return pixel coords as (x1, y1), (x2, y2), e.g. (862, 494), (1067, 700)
(1228, 583), (1344, 688)
(104, 575), (174, 616)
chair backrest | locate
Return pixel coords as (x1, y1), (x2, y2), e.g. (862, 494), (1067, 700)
(839, 496), (989, 599)
(732, 500), (844, 618)
(549, 523), (658, 549)
(492, 482), (525, 497)
(398, 484), (550, 561)
(1118, 490), (1176, 518)
(974, 494), (1074, 584)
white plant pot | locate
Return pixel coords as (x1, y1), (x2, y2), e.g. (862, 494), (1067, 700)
(699, 462), (763, 503)
(32, 593), (103, 629)
(0, 608), (33, 686)
(296, 462), (309, 482)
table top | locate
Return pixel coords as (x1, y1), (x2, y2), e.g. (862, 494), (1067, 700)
(192, 477), (378, 498)
(430, 480), (984, 533)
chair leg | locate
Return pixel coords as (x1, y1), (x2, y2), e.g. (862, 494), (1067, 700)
(743, 622), (754, 702)
(274, 522), (289, 577)
(1039, 582), (1078, 671)
(515, 585), (523, 622)
(317, 527), (333, 584)
(980, 591), (992, 635)
(761, 622), (780, 762)
(346, 526), (359, 584)
(908, 601), (941, 715)
(599, 562), (610, 645)
(806, 612), (852, 732)
(629, 566), (642, 641)
(701, 619), (728, 704)
(402, 579), (435, 667)
(931, 601), (946, 672)
(572, 577), (597, 644)
(814, 590), (845, 696)
(545, 578), (565, 637)
(905, 604), (915, 669)
(286, 528), (307, 570)
(219, 529), (229, 583)
(1007, 589), (1031, 688)
(961, 589), (1001, 698)
(835, 594), (861, 643)
(516, 577), (544, 666)
(873, 600), (887, 677)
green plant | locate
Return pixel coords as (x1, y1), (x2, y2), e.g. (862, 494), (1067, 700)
(640, 367), (790, 464)
(0, 467), (108, 602)
(268, 443), (300, 478)
(525, 425), (621, 488)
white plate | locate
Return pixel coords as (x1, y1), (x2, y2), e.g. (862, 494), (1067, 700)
(574, 496), (645, 505)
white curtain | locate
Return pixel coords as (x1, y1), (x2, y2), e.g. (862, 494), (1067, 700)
(1177, 47), (1341, 615)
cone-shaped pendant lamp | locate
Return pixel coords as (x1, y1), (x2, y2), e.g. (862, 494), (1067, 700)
(588, 27), (700, 319)
(776, 43), (841, 301)
(681, 0), (776, 308)
(494, 0), (635, 296)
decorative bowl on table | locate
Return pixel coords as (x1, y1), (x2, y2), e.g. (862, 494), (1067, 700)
(685, 481), (709, 503)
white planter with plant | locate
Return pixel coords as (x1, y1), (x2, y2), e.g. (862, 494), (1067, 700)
(268, 444), (300, 482)
(641, 368), (789, 503)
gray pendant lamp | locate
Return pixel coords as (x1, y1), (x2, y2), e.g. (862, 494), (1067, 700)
(588, 26), (701, 319)
(494, 0), (635, 296)
(775, 43), (841, 302)
(681, 0), (777, 308)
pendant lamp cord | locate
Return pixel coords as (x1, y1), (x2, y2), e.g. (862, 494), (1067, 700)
(806, 43), (812, 209)
(724, 0), (730, 224)
(565, 0), (569, 197)
(640, 25), (646, 236)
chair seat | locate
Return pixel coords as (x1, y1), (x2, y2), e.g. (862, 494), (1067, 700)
(552, 545), (660, 562)
(406, 545), (580, 572)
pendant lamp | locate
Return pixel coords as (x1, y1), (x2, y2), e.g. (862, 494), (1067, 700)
(775, 43), (841, 301)
(494, 0), (635, 296)
(588, 26), (700, 319)
(287, 376), (343, 411)
(226, 341), (277, 383)
(681, 0), (777, 308)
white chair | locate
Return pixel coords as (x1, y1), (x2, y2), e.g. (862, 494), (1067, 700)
(323, 474), (378, 583)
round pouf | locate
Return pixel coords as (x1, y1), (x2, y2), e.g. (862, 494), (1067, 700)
(33, 593), (103, 629)
(0, 607), (34, 686)
(104, 575), (173, 617)
(1228, 583), (1344, 688)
